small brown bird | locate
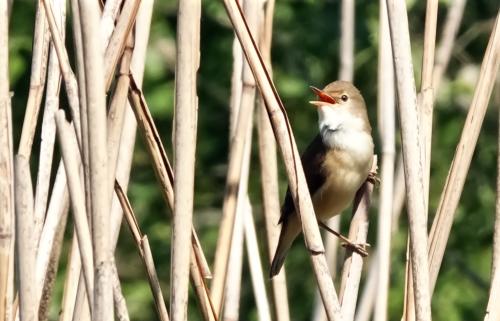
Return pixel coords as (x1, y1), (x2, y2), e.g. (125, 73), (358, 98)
(270, 81), (374, 277)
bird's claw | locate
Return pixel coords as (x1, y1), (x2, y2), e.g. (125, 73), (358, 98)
(341, 242), (370, 257)
(367, 171), (380, 185)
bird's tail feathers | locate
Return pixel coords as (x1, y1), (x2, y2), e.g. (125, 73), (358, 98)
(270, 223), (293, 278)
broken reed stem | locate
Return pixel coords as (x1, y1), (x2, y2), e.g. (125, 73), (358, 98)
(171, 0), (201, 319)
(109, 0), (153, 250)
(339, 158), (377, 321)
(55, 112), (95, 307)
(0, 0), (13, 319)
(15, 155), (36, 321)
(255, 2), (290, 320)
(432, 0), (467, 90)
(106, 35), (134, 208)
(128, 74), (215, 319)
(115, 181), (170, 321)
(127, 75), (211, 276)
(385, 1), (432, 320)
(222, 0), (343, 319)
(428, 12), (500, 295)
(17, 1), (49, 160)
(77, 0), (112, 319)
(33, 0), (65, 254)
(374, 1), (395, 320)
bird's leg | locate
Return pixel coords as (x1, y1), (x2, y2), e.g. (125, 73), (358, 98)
(318, 221), (370, 257)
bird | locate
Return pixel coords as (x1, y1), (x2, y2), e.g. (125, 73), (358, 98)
(270, 80), (374, 278)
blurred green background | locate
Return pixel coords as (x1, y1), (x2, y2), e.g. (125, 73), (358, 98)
(7, 0), (500, 320)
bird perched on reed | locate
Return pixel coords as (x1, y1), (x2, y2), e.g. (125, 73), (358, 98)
(270, 81), (374, 277)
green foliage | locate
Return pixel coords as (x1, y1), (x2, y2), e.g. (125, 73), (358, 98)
(7, 0), (499, 320)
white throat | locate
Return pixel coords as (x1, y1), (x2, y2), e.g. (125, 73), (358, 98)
(317, 104), (373, 159)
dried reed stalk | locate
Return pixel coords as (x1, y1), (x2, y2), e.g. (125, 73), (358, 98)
(312, 217), (340, 321)
(354, 254), (378, 321)
(171, 0), (201, 319)
(243, 198), (272, 321)
(41, 0), (82, 144)
(15, 155), (36, 321)
(17, 2), (49, 159)
(223, 208), (244, 321)
(55, 112), (95, 306)
(374, 1), (395, 320)
(339, 158), (377, 321)
(58, 237), (83, 321)
(33, 0), (65, 252)
(38, 205), (67, 321)
(106, 35), (134, 205)
(111, 261), (130, 321)
(35, 164), (69, 308)
(313, 1), (355, 318)
(432, 0), (467, 90)
(256, 2), (290, 320)
(71, 275), (91, 321)
(223, 13), (245, 321)
(427, 12), (500, 294)
(484, 84), (500, 321)
(128, 75), (215, 319)
(77, 0), (112, 319)
(385, 0), (432, 320)
(70, 0), (91, 219)
(222, 1), (343, 319)
(108, 0), (152, 249)
(404, 0), (438, 318)
(211, 0), (262, 313)
(228, 28), (272, 316)
(115, 181), (170, 321)
(420, 0), (438, 204)
(127, 75), (211, 273)
(0, 0), (13, 319)
(103, 0), (140, 90)
(339, 0), (354, 82)
(100, 0), (123, 49)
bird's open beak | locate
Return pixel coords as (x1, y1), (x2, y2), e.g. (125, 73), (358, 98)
(309, 86), (337, 108)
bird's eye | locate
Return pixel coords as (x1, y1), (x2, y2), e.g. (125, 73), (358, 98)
(341, 94), (348, 102)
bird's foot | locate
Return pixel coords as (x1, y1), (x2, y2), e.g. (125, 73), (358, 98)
(318, 221), (370, 257)
(341, 241), (370, 257)
(367, 170), (380, 185)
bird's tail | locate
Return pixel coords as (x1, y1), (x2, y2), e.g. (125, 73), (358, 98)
(270, 221), (299, 278)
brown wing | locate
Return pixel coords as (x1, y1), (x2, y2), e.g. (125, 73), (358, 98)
(279, 134), (328, 224)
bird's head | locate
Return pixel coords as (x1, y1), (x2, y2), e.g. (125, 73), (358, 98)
(309, 81), (371, 145)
